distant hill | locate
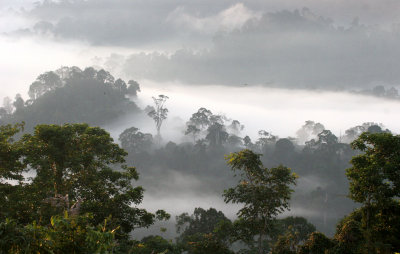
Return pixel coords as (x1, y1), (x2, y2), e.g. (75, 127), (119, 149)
(1, 66), (141, 130)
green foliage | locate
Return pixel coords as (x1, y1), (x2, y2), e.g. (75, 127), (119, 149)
(270, 217), (317, 253)
(176, 207), (233, 253)
(224, 149), (297, 253)
(0, 123), (26, 221)
(334, 202), (400, 253)
(130, 235), (178, 254)
(0, 219), (26, 253)
(0, 214), (116, 254)
(274, 217), (316, 244)
(0, 123), (24, 181)
(0, 122), (169, 247)
(176, 207), (231, 243)
(298, 232), (335, 254)
(347, 132), (400, 205)
(271, 233), (297, 254)
(185, 233), (234, 254)
(346, 132), (400, 252)
(17, 123), (158, 236)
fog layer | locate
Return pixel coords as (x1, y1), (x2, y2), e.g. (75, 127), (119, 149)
(128, 81), (400, 141)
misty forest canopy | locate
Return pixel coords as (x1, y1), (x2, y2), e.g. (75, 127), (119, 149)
(0, 66), (141, 130)
(0, 67), (399, 253)
(1, 122), (400, 253)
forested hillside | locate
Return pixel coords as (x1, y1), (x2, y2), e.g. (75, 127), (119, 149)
(0, 67), (141, 131)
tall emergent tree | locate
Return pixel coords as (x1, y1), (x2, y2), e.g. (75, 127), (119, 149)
(346, 132), (400, 252)
(223, 149), (297, 254)
(147, 95), (169, 138)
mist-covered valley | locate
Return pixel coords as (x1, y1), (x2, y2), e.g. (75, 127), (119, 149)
(2, 1), (400, 253)
(1, 66), (397, 236)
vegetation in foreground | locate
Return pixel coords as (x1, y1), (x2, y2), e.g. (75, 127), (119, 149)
(0, 122), (399, 253)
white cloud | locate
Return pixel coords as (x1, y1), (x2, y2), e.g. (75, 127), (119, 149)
(167, 3), (261, 35)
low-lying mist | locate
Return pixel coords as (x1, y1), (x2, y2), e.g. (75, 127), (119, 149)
(116, 80), (400, 142)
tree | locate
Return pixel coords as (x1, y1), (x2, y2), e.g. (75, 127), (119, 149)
(274, 217), (316, 244)
(185, 124), (201, 142)
(223, 149), (297, 254)
(0, 213), (117, 254)
(346, 132), (400, 252)
(131, 235), (179, 254)
(185, 233), (234, 254)
(263, 216), (316, 254)
(273, 138), (296, 162)
(188, 108), (212, 131)
(147, 95), (169, 138)
(343, 122), (389, 143)
(28, 71), (62, 100)
(206, 122), (229, 147)
(176, 207), (231, 244)
(228, 120), (244, 136)
(96, 69), (115, 85)
(0, 123), (24, 182)
(127, 80), (141, 96)
(243, 135), (253, 149)
(19, 123), (167, 237)
(13, 94), (25, 112)
(114, 78), (128, 94)
(176, 208), (233, 253)
(227, 134), (243, 147)
(372, 85), (385, 97)
(9, 66), (140, 130)
(305, 130), (338, 154)
(255, 130), (277, 151)
(297, 232), (335, 254)
(119, 126), (153, 154)
(296, 121), (325, 144)
(0, 123), (25, 220)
